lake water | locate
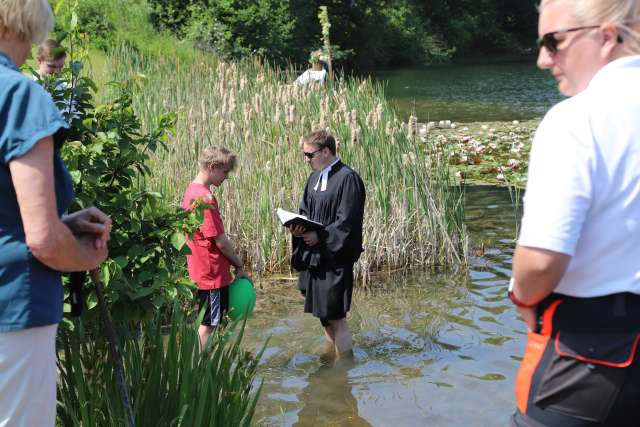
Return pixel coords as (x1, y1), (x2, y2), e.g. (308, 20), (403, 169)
(371, 60), (565, 123)
(247, 186), (525, 426)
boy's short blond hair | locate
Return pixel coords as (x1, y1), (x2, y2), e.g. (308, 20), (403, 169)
(0, 0), (54, 44)
(199, 146), (237, 171)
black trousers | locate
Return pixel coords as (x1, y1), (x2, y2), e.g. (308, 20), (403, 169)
(511, 293), (640, 426)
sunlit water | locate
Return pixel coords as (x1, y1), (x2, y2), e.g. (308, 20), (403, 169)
(370, 60), (564, 122)
(245, 186), (525, 426)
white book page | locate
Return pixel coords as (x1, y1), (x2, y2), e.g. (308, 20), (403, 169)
(276, 208), (323, 227)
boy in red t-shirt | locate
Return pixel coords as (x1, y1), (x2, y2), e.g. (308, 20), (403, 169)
(181, 146), (247, 350)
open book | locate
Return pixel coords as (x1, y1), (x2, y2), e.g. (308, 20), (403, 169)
(276, 208), (324, 231)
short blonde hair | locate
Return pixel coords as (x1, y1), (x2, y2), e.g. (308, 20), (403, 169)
(199, 146), (237, 171)
(540, 0), (640, 55)
(0, 0), (54, 44)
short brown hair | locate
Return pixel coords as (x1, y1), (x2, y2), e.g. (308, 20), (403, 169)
(199, 146), (237, 171)
(302, 130), (336, 155)
(37, 39), (66, 61)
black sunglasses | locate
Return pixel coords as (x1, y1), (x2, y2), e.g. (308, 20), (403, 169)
(303, 147), (323, 159)
(537, 25), (601, 55)
(537, 25), (624, 55)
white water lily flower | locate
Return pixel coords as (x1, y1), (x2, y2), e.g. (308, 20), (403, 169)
(512, 120), (520, 125)
(481, 124), (488, 130)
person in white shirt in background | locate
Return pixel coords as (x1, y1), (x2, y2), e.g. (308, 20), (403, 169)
(509, 0), (640, 425)
(294, 49), (327, 86)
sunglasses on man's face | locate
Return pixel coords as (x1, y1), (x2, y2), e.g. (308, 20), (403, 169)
(303, 147), (323, 159)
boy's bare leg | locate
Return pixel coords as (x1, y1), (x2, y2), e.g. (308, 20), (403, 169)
(198, 325), (215, 352)
(328, 318), (353, 357)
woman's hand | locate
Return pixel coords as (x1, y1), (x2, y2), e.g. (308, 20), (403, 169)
(63, 207), (112, 249)
(289, 224), (306, 238)
(76, 232), (109, 267)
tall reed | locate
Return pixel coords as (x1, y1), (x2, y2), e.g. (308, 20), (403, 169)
(106, 46), (466, 275)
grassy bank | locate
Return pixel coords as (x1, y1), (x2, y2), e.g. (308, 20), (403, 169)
(105, 46), (467, 275)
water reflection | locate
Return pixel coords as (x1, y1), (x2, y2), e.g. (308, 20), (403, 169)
(248, 185), (525, 426)
(371, 61), (564, 122)
(294, 358), (371, 427)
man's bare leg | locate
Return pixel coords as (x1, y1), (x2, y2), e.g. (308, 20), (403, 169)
(328, 318), (353, 357)
(198, 325), (215, 352)
(323, 323), (337, 358)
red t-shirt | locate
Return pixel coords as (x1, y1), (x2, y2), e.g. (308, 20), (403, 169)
(181, 183), (232, 290)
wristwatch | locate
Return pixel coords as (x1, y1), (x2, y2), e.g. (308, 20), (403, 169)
(508, 278), (537, 308)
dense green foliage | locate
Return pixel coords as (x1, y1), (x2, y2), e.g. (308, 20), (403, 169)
(148, 0), (538, 69)
(57, 308), (262, 426)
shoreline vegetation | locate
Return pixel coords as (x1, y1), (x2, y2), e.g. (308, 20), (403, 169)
(106, 45), (470, 276)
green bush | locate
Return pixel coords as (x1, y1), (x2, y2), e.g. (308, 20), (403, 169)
(52, 0), (115, 51)
(184, 0), (296, 63)
(148, 0), (193, 36)
(37, 15), (202, 327)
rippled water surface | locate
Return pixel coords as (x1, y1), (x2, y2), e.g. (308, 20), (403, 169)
(371, 61), (564, 122)
(244, 186), (525, 426)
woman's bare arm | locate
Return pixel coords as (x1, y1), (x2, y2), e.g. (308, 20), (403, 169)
(9, 137), (108, 272)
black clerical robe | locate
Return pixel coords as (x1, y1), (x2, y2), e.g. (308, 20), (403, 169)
(291, 160), (365, 321)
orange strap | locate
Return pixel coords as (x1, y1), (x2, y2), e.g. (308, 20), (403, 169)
(515, 299), (563, 414)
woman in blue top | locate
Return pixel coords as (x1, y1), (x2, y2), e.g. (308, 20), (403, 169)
(0, 1), (111, 425)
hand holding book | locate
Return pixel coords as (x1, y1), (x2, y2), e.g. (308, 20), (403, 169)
(276, 208), (324, 231)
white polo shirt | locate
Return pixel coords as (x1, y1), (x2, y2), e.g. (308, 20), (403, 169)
(294, 69), (327, 86)
(518, 55), (640, 297)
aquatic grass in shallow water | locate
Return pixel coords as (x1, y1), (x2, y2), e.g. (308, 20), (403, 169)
(56, 308), (262, 426)
(106, 46), (467, 274)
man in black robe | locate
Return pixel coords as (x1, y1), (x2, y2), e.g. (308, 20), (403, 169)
(290, 130), (366, 358)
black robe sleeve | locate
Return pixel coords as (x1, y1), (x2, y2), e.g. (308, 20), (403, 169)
(317, 172), (365, 265)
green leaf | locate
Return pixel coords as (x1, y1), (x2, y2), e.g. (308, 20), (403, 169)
(128, 287), (154, 300)
(69, 170), (82, 184)
(170, 231), (186, 250)
(113, 256), (128, 268)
